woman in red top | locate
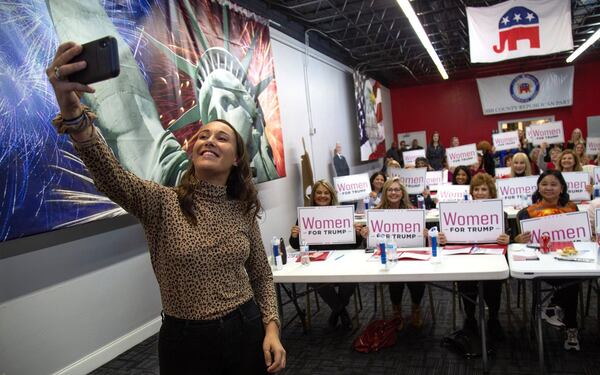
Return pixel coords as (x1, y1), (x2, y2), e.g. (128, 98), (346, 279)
(515, 170), (581, 351)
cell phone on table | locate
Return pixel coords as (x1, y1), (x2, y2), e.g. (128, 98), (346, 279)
(68, 36), (120, 85)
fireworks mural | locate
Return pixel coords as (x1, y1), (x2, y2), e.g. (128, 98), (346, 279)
(0, 0), (286, 243)
(353, 71), (386, 161)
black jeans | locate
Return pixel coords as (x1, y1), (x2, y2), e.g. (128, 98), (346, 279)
(316, 283), (356, 313)
(458, 280), (503, 321)
(389, 282), (425, 305)
(546, 279), (581, 328)
(159, 299), (268, 375)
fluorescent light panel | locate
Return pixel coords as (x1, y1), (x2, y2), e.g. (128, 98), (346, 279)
(396, 0), (448, 79)
(566, 27), (600, 63)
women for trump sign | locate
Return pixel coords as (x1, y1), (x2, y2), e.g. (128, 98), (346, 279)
(298, 206), (356, 245)
(520, 211), (591, 243)
(366, 209), (425, 248)
(438, 199), (505, 243)
(446, 144), (479, 168)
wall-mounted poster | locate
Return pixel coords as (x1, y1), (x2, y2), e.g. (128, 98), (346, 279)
(353, 71), (386, 161)
(0, 0), (286, 243)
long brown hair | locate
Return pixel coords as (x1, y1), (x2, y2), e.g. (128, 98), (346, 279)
(377, 177), (413, 209)
(176, 119), (262, 224)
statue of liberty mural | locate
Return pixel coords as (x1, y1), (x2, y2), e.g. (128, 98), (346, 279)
(46, 0), (281, 187)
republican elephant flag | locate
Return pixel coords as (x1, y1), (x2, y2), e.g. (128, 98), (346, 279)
(467, 0), (573, 63)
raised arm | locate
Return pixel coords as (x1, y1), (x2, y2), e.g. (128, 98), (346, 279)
(46, 42), (166, 223)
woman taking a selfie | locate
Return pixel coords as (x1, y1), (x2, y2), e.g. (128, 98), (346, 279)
(47, 41), (285, 374)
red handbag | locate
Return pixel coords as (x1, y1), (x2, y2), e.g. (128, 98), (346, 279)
(352, 319), (400, 353)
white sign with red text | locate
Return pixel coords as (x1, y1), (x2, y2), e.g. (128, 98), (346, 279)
(366, 209), (425, 248)
(426, 170), (447, 191)
(520, 211), (591, 243)
(587, 137), (600, 155)
(493, 131), (520, 151)
(526, 121), (565, 146)
(594, 167), (600, 185)
(334, 173), (371, 201)
(596, 208), (600, 234)
(402, 149), (426, 167)
(298, 206), (356, 245)
(446, 144), (479, 168)
(495, 167), (512, 178)
(435, 184), (470, 202)
(496, 176), (538, 207)
(563, 172), (591, 201)
(439, 199), (505, 243)
(395, 168), (427, 195)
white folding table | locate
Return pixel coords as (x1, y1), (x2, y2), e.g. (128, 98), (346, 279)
(273, 249), (509, 372)
(508, 242), (600, 374)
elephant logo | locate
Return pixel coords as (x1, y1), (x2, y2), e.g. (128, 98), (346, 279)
(510, 74), (540, 103)
(493, 6), (540, 53)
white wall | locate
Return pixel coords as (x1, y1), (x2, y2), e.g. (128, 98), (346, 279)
(0, 28), (391, 375)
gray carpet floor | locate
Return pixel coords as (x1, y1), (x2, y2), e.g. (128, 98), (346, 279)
(90, 279), (600, 374)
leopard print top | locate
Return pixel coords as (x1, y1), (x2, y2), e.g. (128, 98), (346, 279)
(72, 126), (279, 326)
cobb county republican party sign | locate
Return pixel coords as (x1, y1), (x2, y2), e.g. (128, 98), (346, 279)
(476, 66), (574, 115)
(493, 131), (520, 151)
(366, 209), (425, 248)
(334, 173), (371, 201)
(297, 206), (355, 245)
(446, 144), (479, 168)
(520, 211), (591, 243)
(526, 121), (565, 146)
(439, 199), (505, 243)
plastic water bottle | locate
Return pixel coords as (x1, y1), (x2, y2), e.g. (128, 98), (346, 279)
(363, 197), (370, 212)
(379, 241), (389, 271)
(369, 196), (375, 209)
(272, 236), (283, 270)
(417, 195), (425, 209)
(386, 237), (398, 263)
(429, 227), (441, 264)
(300, 240), (310, 266)
(594, 184), (600, 198)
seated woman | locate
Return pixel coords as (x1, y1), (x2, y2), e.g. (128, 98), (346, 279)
(412, 157), (436, 209)
(289, 180), (363, 330)
(360, 177), (426, 330)
(515, 170), (581, 351)
(437, 174), (510, 340)
(452, 165), (472, 186)
(556, 149), (593, 196)
(510, 152), (532, 177)
(369, 172), (386, 206)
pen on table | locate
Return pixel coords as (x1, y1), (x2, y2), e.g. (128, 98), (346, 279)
(334, 254), (345, 261)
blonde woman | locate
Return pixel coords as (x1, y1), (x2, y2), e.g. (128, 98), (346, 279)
(510, 152), (532, 177)
(566, 128), (585, 150)
(557, 149), (583, 172)
(360, 177), (425, 330)
(289, 180), (363, 330)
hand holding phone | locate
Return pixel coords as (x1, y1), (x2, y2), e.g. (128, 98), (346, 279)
(68, 36), (120, 84)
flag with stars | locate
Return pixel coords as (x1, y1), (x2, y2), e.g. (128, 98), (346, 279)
(467, 0), (572, 63)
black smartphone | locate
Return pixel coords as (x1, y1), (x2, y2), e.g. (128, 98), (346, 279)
(69, 36), (120, 85)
